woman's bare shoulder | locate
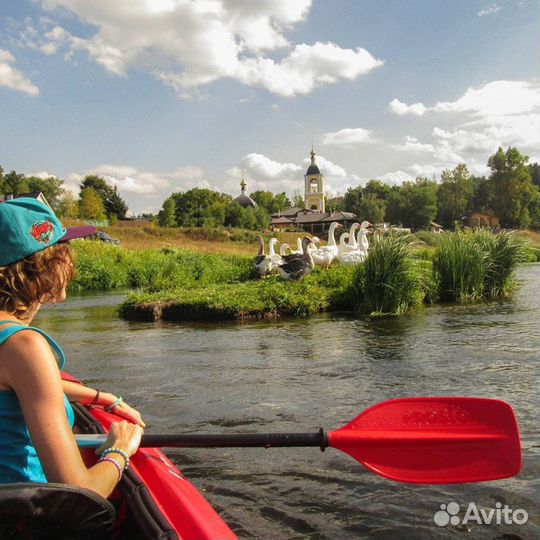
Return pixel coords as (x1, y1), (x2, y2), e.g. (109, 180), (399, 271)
(0, 328), (59, 389)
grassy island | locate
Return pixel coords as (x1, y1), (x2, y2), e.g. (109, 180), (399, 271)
(70, 228), (533, 321)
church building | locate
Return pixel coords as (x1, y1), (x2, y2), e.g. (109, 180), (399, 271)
(304, 148), (325, 212)
(270, 148), (356, 233)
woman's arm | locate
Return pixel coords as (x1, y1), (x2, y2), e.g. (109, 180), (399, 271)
(1, 331), (142, 498)
(61, 380), (145, 427)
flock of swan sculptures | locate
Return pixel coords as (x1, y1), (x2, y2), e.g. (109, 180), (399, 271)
(253, 221), (373, 280)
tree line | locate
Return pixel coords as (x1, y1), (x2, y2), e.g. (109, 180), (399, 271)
(342, 147), (539, 230)
(2, 146), (539, 231)
(0, 168), (129, 223)
(157, 189), (293, 229)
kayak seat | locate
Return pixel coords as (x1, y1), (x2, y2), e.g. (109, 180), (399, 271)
(0, 482), (116, 540)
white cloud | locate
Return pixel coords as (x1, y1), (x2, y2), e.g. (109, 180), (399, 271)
(377, 170), (411, 185)
(388, 98), (427, 116)
(322, 127), (373, 147)
(433, 80), (539, 118)
(27, 170), (57, 178)
(235, 42), (383, 97)
(478, 4), (502, 16)
(226, 151), (361, 198)
(386, 79), (540, 173)
(392, 136), (435, 153)
(407, 163), (441, 177)
(31, 1), (382, 97)
(0, 49), (40, 96)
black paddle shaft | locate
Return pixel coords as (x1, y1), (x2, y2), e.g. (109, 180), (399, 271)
(141, 428), (328, 451)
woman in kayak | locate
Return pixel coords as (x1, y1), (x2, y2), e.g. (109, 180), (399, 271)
(0, 197), (144, 498)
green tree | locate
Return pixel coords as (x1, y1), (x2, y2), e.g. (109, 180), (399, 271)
(79, 187), (106, 221)
(107, 186), (129, 220)
(436, 164), (474, 228)
(224, 201), (245, 228)
(56, 192), (80, 219)
(80, 175), (128, 220)
(254, 206), (270, 229)
(363, 179), (392, 201)
(172, 188), (228, 227)
(343, 186), (364, 215)
(25, 176), (66, 212)
(528, 163), (540, 188)
(355, 196), (386, 224)
(272, 192), (291, 213)
(488, 147), (539, 228)
(385, 178), (438, 230)
(292, 191), (304, 208)
(250, 191), (291, 214)
(470, 175), (491, 212)
(158, 196), (177, 227)
(3, 170), (27, 196)
(0, 165), (4, 194)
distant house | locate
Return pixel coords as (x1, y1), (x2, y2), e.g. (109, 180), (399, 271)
(430, 222), (443, 233)
(270, 208), (357, 233)
(462, 211), (500, 229)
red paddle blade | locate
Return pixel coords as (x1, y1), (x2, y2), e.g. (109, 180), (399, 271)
(328, 397), (521, 484)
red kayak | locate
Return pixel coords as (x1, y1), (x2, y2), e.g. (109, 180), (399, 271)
(0, 372), (237, 540)
(72, 376), (238, 540)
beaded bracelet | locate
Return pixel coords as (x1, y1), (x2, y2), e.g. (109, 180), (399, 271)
(87, 389), (100, 409)
(101, 447), (130, 470)
(104, 396), (123, 412)
(99, 456), (123, 481)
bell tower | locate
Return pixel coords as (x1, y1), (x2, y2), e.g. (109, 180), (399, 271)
(304, 146), (325, 212)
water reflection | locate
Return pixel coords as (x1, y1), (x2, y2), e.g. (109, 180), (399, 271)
(36, 265), (539, 540)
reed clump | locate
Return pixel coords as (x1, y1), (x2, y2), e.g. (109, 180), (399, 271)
(352, 232), (434, 316)
(433, 229), (525, 302)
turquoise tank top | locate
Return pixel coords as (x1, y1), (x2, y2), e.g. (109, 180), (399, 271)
(0, 322), (75, 483)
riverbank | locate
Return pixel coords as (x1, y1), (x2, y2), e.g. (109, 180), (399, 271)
(69, 229), (531, 321)
(67, 219), (540, 259)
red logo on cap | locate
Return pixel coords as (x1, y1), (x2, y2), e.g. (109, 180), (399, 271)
(30, 220), (54, 244)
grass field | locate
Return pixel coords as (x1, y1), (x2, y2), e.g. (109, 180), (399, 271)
(64, 219), (539, 258)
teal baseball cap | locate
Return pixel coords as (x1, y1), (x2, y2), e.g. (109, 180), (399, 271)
(0, 197), (97, 266)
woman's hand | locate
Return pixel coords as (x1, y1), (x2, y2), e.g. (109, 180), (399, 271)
(101, 392), (146, 427)
(96, 420), (143, 457)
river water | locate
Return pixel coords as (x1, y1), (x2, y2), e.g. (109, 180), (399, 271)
(37, 265), (539, 540)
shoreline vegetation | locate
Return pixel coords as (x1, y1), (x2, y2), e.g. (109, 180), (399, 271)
(69, 228), (537, 321)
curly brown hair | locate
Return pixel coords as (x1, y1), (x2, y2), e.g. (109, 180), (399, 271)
(0, 243), (75, 320)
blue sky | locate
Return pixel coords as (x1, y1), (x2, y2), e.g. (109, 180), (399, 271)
(0, 0), (538, 214)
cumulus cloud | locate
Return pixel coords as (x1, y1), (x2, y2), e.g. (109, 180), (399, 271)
(388, 98), (427, 116)
(392, 136), (435, 153)
(478, 4), (502, 16)
(226, 151), (361, 198)
(433, 80), (539, 118)
(377, 170), (411, 186)
(385, 79), (540, 177)
(28, 0), (382, 97)
(322, 127), (374, 147)
(0, 49), (40, 96)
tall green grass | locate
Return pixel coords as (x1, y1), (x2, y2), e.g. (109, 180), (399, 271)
(433, 229), (525, 302)
(70, 241), (252, 291)
(353, 232), (434, 316)
(471, 229), (525, 297)
(433, 231), (487, 302)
